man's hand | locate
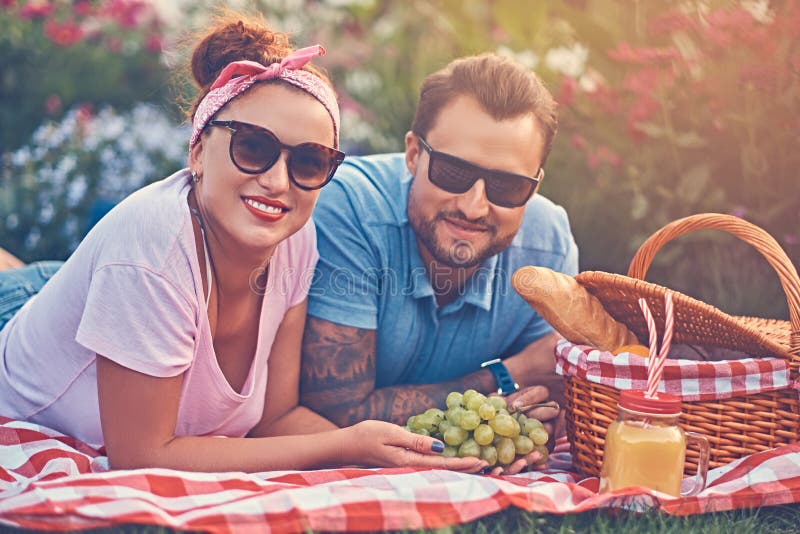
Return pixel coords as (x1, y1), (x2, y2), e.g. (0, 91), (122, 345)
(488, 385), (564, 476)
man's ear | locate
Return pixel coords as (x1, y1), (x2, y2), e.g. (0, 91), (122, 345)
(188, 138), (204, 174)
(404, 131), (419, 176)
(533, 168), (545, 195)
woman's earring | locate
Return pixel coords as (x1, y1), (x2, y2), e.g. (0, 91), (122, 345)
(191, 170), (200, 183)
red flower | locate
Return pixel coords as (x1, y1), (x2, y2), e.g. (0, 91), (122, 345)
(44, 18), (85, 46)
(18, 1), (55, 19)
(44, 94), (61, 114)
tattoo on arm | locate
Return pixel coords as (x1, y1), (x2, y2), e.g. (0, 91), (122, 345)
(300, 317), (498, 426)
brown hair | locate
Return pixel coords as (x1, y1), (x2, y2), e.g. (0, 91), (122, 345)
(184, 8), (332, 121)
(411, 53), (558, 165)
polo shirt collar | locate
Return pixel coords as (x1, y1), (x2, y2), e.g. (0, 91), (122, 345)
(406, 223), (498, 311)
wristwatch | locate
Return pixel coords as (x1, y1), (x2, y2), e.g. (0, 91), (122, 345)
(480, 358), (520, 396)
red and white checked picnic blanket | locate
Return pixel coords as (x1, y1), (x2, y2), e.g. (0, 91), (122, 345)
(555, 339), (799, 401)
(2, 416), (800, 532)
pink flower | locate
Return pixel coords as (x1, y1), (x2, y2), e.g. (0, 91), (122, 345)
(44, 18), (85, 46)
(648, 11), (696, 36)
(623, 68), (673, 96)
(627, 96), (660, 128)
(44, 94), (61, 114)
(570, 134), (587, 150)
(2, 0), (17, 8)
(557, 76), (578, 107)
(76, 103), (93, 124)
(144, 34), (162, 53)
(99, 0), (154, 29)
(607, 42), (681, 64)
(18, 1), (55, 19)
(596, 145), (621, 169)
(73, 0), (92, 17)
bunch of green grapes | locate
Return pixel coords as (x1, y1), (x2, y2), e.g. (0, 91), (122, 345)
(405, 389), (549, 467)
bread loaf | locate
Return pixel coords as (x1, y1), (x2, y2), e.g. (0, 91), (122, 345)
(512, 266), (639, 351)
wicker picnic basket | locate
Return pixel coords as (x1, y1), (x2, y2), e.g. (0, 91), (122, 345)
(564, 213), (800, 476)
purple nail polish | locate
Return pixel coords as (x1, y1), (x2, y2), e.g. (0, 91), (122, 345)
(431, 440), (444, 453)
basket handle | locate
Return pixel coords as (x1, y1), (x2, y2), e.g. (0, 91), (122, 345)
(627, 213), (800, 355)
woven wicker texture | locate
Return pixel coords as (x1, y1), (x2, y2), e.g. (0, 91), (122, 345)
(565, 213), (800, 476)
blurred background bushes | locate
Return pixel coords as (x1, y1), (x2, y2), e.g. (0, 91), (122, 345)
(1, 0), (797, 319)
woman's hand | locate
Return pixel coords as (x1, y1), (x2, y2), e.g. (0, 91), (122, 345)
(488, 385), (563, 476)
(344, 420), (486, 473)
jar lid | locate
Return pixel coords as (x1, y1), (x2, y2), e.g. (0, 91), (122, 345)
(618, 390), (682, 415)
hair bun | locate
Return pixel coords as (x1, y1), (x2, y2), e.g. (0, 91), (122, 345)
(190, 11), (292, 89)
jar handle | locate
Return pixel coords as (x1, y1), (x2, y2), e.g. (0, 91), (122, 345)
(682, 431), (710, 497)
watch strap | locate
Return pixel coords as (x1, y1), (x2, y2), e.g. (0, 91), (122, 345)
(480, 358), (520, 396)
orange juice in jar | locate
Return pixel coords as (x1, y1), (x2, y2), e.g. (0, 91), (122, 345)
(599, 390), (709, 498)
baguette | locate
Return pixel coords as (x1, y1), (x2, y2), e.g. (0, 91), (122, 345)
(512, 266), (639, 351)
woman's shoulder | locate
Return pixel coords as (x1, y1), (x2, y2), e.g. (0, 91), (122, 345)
(79, 170), (195, 275)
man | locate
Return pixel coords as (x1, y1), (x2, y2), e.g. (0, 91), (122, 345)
(300, 54), (578, 465)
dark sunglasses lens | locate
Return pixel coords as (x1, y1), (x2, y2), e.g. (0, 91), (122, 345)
(428, 154), (477, 194)
(485, 174), (537, 207)
(290, 145), (334, 185)
(232, 129), (280, 172)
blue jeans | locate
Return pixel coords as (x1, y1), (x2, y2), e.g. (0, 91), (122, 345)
(0, 261), (63, 331)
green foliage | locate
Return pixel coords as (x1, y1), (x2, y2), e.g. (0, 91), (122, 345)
(2, 0), (797, 317)
(0, 104), (188, 262)
(0, 0), (172, 153)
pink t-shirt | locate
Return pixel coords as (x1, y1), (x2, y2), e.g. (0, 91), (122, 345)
(0, 169), (318, 448)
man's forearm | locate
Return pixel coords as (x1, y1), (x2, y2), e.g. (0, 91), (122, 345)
(309, 369), (497, 427)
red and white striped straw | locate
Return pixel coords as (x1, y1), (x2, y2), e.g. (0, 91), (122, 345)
(641, 291), (676, 398)
(638, 298), (658, 362)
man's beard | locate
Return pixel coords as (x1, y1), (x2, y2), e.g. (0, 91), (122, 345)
(408, 203), (514, 269)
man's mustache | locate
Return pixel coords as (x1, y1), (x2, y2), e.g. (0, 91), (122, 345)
(436, 211), (495, 233)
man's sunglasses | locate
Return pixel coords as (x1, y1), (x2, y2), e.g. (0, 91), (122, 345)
(416, 135), (541, 208)
(207, 120), (345, 190)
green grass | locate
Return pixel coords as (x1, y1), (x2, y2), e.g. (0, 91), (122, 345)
(3, 505), (800, 534)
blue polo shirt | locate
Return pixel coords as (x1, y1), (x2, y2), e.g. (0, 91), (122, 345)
(308, 154), (578, 388)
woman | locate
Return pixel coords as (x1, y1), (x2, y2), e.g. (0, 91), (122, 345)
(0, 12), (485, 474)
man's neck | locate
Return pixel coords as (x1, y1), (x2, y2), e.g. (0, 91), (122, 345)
(418, 242), (479, 307)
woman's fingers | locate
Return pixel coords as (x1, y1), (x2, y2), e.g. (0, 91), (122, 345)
(390, 425), (447, 456)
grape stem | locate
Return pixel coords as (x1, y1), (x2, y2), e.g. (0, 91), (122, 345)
(513, 401), (559, 412)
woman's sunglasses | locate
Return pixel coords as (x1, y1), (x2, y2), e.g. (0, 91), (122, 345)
(207, 120), (345, 190)
(416, 135), (541, 208)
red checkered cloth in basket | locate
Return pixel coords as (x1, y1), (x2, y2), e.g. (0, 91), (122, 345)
(2, 416), (800, 532)
(555, 339), (799, 401)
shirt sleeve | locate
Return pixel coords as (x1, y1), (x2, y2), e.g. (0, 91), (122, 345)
(75, 264), (197, 377)
(287, 219), (320, 308)
(307, 179), (381, 330)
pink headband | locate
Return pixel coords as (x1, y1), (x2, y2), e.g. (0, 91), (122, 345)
(189, 44), (340, 149)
